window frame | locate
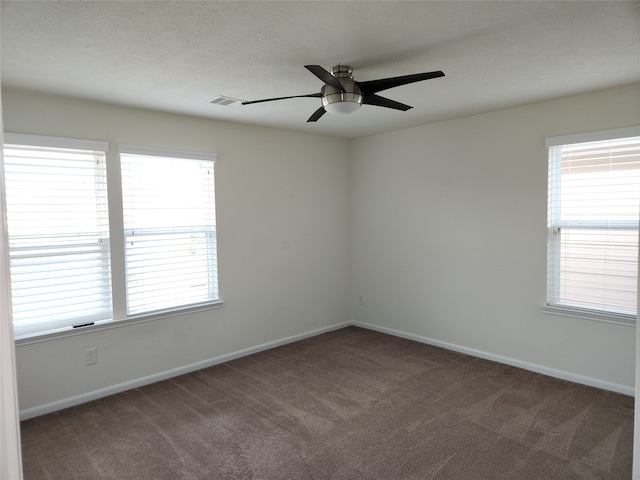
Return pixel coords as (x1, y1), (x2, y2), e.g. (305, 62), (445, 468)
(3, 134), (113, 338)
(119, 145), (220, 316)
(543, 126), (640, 326)
(3, 135), (223, 344)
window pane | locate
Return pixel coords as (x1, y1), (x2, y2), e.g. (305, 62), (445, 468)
(556, 228), (637, 315)
(560, 167), (640, 223)
(124, 231), (217, 314)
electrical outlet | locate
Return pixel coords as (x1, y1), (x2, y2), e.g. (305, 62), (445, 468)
(84, 347), (97, 366)
(358, 295), (364, 306)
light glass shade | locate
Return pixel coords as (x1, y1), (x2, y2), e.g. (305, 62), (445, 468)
(324, 101), (361, 115)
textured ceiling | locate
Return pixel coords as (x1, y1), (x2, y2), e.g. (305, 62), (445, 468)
(1, 1), (639, 139)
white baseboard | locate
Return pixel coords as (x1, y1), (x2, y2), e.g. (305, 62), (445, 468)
(19, 321), (351, 420)
(352, 321), (635, 397)
(21, 319), (633, 420)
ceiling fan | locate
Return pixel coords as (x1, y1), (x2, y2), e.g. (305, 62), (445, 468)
(242, 65), (445, 122)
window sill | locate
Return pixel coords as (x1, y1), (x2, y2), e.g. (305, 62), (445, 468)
(541, 304), (636, 327)
(14, 300), (225, 346)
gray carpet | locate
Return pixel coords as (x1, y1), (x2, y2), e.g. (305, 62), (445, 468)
(21, 326), (633, 479)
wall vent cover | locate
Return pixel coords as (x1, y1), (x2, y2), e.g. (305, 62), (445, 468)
(209, 96), (243, 107)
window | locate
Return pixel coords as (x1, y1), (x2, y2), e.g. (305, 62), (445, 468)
(545, 127), (640, 324)
(2, 135), (220, 340)
(119, 146), (219, 315)
(3, 134), (112, 337)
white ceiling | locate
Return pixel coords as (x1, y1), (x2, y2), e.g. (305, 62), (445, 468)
(1, 1), (639, 139)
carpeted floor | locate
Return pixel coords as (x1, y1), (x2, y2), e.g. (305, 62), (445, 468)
(21, 326), (633, 479)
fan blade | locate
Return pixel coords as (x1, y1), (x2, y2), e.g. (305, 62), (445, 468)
(242, 93), (321, 106)
(307, 107), (326, 122)
(357, 71), (445, 96)
(363, 94), (412, 111)
(304, 65), (345, 92)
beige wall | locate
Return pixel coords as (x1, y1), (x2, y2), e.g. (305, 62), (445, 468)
(350, 83), (639, 391)
(2, 89), (352, 413)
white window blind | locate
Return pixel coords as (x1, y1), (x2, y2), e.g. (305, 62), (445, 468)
(547, 132), (640, 320)
(120, 146), (218, 315)
(3, 135), (112, 338)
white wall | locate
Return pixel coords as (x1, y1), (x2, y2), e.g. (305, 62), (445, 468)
(0, 92), (24, 480)
(4, 83), (638, 416)
(350, 83), (639, 391)
(2, 88), (351, 413)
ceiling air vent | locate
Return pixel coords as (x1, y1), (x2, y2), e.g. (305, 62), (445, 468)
(209, 96), (243, 107)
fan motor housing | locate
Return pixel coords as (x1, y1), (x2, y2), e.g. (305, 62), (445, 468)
(321, 65), (363, 114)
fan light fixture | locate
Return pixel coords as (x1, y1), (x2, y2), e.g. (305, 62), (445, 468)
(324, 100), (361, 115)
